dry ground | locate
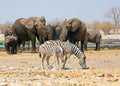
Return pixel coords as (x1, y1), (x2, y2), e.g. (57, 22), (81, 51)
(0, 50), (120, 86)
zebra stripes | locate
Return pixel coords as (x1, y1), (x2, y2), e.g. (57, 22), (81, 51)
(45, 40), (85, 58)
(39, 41), (64, 69)
(43, 40), (89, 69)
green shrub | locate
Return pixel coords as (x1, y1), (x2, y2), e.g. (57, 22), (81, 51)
(0, 40), (4, 45)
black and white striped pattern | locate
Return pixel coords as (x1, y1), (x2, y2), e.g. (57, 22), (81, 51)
(44, 40), (88, 69)
(39, 41), (64, 69)
(45, 40), (85, 58)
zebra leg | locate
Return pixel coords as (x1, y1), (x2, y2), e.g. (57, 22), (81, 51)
(62, 55), (68, 69)
(52, 54), (56, 70)
(67, 54), (72, 69)
(49, 54), (56, 70)
(46, 56), (50, 69)
(57, 56), (59, 65)
(46, 56), (50, 65)
(41, 54), (46, 70)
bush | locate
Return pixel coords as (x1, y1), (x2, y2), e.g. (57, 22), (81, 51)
(0, 40), (4, 45)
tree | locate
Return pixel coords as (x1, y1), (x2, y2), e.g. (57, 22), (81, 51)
(99, 22), (114, 34)
(105, 7), (120, 33)
(87, 20), (115, 34)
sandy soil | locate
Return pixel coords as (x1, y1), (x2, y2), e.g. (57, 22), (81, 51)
(0, 50), (120, 86)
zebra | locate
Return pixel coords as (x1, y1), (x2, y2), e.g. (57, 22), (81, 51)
(39, 41), (64, 69)
(44, 40), (89, 69)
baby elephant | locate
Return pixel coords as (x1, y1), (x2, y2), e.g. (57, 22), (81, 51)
(5, 36), (17, 54)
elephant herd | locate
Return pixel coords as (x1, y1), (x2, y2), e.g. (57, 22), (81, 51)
(3, 16), (101, 54)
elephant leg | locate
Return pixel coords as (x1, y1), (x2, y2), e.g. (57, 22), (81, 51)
(26, 30), (36, 52)
(95, 43), (100, 51)
(17, 40), (21, 50)
(81, 40), (84, 52)
(95, 36), (101, 51)
(28, 41), (30, 51)
(84, 41), (88, 51)
(98, 43), (100, 51)
(10, 45), (13, 54)
(22, 41), (25, 51)
(5, 44), (9, 54)
(8, 46), (10, 54)
(39, 36), (44, 45)
(17, 41), (22, 53)
(31, 39), (36, 52)
(10, 44), (14, 54)
(95, 43), (98, 51)
(84, 44), (88, 51)
(84, 38), (88, 51)
(14, 46), (17, 54)
(29, 34), (36, 52)
(11, 47), (14, 54)
(13, 42), (17, 54)
(9, 46), (12, 54)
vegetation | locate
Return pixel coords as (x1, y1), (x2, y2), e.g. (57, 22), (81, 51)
(0, 40), (4, 45)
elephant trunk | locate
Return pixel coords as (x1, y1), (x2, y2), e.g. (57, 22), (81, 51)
(60, 31), (68, 41)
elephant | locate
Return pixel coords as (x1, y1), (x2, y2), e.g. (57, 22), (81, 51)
(37, 24), (56, 43)
(5, 36), (17, 54)
(60, 18), (87, 52)
(12, 16), (46, 52)
(0, 24), (12, 36)
(52, 22), (62, 40)
(46, 24), (56, 40)
(84, 29), (102, 51)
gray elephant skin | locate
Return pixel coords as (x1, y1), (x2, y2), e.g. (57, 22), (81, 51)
(84, 29), (102, 51)
(37, 24), (56, 43)
(12, 17), (46, 52)
(5, 36), (17, 54)
(53, 23), (62, 40)
(60, 18), (87, 52)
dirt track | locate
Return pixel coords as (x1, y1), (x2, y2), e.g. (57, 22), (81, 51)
(0, 50), (120, 86)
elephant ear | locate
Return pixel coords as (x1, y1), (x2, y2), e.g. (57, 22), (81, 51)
(69, 18), (80, 32)
(71, 23), (78, 32)
(20, 18), (26, 26)
(40, 16), (46, 25)
(20, 18), (34, 29)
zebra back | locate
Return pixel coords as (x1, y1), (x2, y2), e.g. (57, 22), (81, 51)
(45, 40), (86, 59)
(39, 41), (63, 56)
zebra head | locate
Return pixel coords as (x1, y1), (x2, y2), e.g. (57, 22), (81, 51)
(78, 55), (89, 69)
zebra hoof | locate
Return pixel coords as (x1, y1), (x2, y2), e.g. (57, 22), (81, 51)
(82, 67), (89, 69)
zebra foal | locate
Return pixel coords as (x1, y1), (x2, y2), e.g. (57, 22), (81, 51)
(39, 41), (64, 69)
